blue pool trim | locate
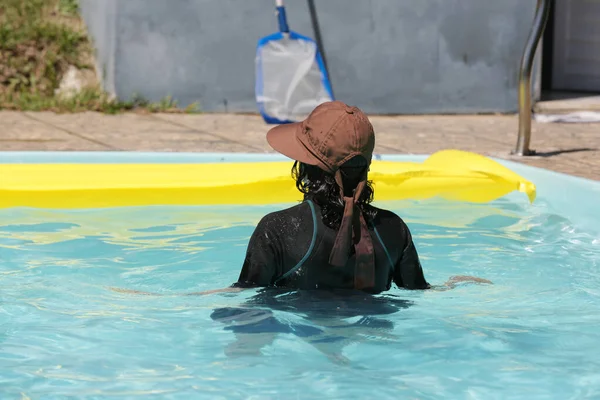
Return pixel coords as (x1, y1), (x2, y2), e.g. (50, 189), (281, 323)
(274, 200), (318, 284)
(0, 151), (426, 164)
(0, 151), (292, 164)
(373, 226), (394, 274)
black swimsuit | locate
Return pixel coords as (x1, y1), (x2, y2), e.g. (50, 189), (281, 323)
(233, 200), (430, 293)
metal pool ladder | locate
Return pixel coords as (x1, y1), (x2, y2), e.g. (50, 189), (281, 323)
(514, 0), (552, 156)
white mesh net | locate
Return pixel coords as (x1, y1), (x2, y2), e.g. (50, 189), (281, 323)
(256, 36), (332, 122)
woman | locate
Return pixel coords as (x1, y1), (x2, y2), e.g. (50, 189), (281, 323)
(231, 101), (489, 293)
(111, 101), (488, 298)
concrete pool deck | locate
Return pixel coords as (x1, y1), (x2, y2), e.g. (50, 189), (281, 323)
(0, 110), (599, 180)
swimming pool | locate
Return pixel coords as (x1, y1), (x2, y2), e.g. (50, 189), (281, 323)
(1, 153), (599, 399)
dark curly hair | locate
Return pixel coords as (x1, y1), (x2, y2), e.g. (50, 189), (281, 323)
(292, 156), (377, 229)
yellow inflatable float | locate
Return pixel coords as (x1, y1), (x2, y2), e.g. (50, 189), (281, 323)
(0, 150), (536, 209)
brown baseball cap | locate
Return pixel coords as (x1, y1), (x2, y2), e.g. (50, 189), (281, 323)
(266, 101), (377, 290)
(266, 101), (375, 174)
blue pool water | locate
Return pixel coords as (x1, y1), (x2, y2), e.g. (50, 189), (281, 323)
(1, 154), (600, 399)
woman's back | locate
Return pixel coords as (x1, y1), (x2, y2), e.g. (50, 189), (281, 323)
(234, 200), (430, 293)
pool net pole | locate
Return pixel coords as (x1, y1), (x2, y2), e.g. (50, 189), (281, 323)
(307, 0), (333, 99)
(514, 0), (552, 156)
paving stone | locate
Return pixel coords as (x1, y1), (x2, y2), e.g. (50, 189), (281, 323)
(0, 111), (598, 181)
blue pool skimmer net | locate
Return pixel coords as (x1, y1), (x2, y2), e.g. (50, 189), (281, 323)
(255, 0), (335, 124)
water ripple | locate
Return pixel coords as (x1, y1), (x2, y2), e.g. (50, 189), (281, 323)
(1, 201), (600, 398)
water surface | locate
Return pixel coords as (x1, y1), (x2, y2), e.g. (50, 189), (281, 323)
(1, 198), (599, 399)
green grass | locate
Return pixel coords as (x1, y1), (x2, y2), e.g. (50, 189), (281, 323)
(0, 0), (198, 113)
(58, 0), (79, 16)
(1, 89), (201, 114)
(0, 0), (88, 96)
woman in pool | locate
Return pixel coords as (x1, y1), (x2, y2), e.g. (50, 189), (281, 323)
(229, 101), (488, 293)
(112, 101), (488, 297)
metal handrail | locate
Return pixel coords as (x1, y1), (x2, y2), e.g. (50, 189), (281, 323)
(514, 0), (552, 156)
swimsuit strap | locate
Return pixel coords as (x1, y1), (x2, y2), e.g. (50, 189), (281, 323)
(274, 200), (318, 284)
(372, 225), (394, 274)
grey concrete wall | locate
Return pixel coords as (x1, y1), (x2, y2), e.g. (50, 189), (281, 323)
(79, 0), (118, 95)
(80, 0), (538, 114)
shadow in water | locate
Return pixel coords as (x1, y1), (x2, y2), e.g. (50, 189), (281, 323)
(210, 289), (413, 364)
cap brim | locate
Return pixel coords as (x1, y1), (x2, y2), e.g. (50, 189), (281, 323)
(266, 122), (320, 165)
